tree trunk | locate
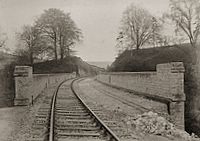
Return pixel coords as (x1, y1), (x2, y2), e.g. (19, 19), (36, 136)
(59, 34), (64, 60)
(67, 46), (70, 57)
(60, 48), (64, 60)
(190, 45), (198, 65)
(136, 43), (140, 50)
(29, 43), (34, 66)
(30, 51), (34, 66)
(131, 49), (133, 56)
(54, 34), (57, 61)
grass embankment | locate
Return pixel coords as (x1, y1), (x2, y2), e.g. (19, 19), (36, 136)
(111, 44), (193, 72)
(33, 56), (97, 75)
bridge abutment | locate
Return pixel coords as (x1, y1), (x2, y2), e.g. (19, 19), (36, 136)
(14, 66), (76, 106)
(97, 62), (185, 129)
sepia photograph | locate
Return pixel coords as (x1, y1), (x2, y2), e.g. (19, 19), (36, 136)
(0, 0), (200, 140)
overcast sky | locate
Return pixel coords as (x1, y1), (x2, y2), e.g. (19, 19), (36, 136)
(0, 0), (170, 62)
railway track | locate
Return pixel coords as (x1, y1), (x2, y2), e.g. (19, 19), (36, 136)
(47, 78), (120, 141)
(86, 78), (169, 121)
(89, 80), (149, 112)
(27, 77), (149, 141)
(72, 79), (135, 139)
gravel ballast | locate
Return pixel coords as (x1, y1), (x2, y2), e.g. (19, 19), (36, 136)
(77, 78), (200, 141)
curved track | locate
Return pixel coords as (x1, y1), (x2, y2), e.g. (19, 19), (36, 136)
(48, 78), (120, 141)
(86, 78), (150, 112)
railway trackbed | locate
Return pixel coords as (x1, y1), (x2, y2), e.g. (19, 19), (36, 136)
(90, 82), (149, 112)
(27, 78), (121, 141)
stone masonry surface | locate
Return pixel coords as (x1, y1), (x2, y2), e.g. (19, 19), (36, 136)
(96, 62), (185, 130)
(14, 66), (76, 106)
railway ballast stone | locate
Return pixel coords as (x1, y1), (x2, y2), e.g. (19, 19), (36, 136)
(127, 111), (200, 141)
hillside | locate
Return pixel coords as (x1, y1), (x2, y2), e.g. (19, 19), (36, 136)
(110, 44), (193, 72)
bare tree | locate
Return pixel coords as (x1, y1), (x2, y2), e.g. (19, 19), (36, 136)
(35, 8), (82, 60)
(116, 31), (128, 55)
(0, 30), (7, 48)
(0, 38), (6, 48)
(119, 4), (162, 50)
(35, 8), (60, 60)
(17, 25), (46, 65)
(166, 0), (200, 48)
(58, 17), (82, 59)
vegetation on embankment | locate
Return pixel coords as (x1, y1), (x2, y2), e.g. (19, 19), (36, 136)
(33, 56), (79, 74)
(31, 56), (99, 75)
(110, 44), (200, 136)
(110, 43), (193, 72)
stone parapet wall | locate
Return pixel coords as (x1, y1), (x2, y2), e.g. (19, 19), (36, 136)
(97, 62), (185, 129)
(14, 71), (76, 106)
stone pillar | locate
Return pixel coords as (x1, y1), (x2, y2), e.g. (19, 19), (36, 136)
(157, 62), (185, 130)
(14, 66), (33, 106)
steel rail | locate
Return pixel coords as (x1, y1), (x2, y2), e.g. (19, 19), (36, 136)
(49, 78), (74, 141)
(71, 78), (120, 141)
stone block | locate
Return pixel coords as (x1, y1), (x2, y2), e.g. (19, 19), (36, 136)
(157, 62), (185, 73)
(14, 66), (33, 77)
(14, 70), (76, 106)
(14, 98), (29, 106)
(169, 101), (185, 130)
